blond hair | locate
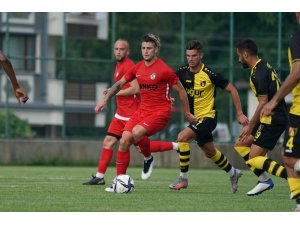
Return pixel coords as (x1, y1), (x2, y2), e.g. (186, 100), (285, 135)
(142, 34), (161, 50)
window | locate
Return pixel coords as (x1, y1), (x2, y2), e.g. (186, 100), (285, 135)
(1, 12), (35, 24)
(66, 113), (94, 126)
(66, 82), (95, 101)
(68, 24), (98, 39)
(10, 12), (32, 20)
(1, 35), (35, 71)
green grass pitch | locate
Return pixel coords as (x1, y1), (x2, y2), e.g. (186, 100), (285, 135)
(0, 165), (295, 212)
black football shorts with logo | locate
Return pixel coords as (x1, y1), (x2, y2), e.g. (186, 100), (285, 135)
(188, 116), (217, 147)
(283, 114), (300, 158)
(251, 122), (286, 150)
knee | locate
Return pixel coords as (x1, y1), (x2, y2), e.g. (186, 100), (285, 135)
(283, 156), (296, 169)
(103, 136), (116, 149)
(177, 133), (189, 142)
(132, 131), (143, 143)
(132, 126), (146, 143)
(119, 137), (131, 149)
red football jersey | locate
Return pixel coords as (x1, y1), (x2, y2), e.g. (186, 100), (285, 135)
(114, 57), (140, 118)
(124, 58), (178, 114)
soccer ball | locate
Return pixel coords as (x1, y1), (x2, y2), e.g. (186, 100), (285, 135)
(113, 174), (135, 194)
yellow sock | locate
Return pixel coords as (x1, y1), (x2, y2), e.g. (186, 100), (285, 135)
(210, 148), (231, 172)
(179, 142), (190, 172)
(288, 178), (300, 199)
(234, 146), (250, 158)
(247, 156), (287, 178)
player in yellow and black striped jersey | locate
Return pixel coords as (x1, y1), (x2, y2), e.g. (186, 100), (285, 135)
(169, 40), (249, 192)
(235, 39), (288, 197)
(261, 12), (300, 212)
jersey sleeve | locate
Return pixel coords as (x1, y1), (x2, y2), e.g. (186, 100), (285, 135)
(124, 63), (138, 82)
(252, 66), (270, 96)
(290, 32), (300, 61)
(124, 59), (135, 72)
(164, 66), (179, 87)
(209, 72), (229, 89)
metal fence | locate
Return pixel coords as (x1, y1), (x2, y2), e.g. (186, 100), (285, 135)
(0, 12), (296, 141)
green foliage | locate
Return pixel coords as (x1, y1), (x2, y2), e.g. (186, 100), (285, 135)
(53, 12), (297, 128)
(0, 110), (35, 138)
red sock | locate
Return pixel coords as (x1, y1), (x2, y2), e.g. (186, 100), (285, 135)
(150, 141), (173, 153)
(116, 150), (130, 175)
(136, 136), (151, 158)
(97, 148), (113, 174)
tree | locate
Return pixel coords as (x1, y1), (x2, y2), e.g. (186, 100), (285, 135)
(0, 110), (35, 138)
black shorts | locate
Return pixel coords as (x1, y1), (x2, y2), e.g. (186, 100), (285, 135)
(283, 114), (300, 158)
(251, 122), (286, 150)
(188, 117), (217, 147)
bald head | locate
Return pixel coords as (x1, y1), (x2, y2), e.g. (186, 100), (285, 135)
(114, 39), (130, 62)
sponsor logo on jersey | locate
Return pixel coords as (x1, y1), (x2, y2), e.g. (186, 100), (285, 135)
(150, 73), (156, 80)
(186, 88), (204, 97)
(140, 83), (158, 90)
(199, 80), (206, 87)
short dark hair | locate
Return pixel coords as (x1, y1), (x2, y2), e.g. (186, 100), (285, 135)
(186, 40), (203, 52)
(236, 39), (258, 56)
(142, 34), (161, 49)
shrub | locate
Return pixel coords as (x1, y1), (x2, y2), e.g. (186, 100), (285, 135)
(0, 110), (35, 138)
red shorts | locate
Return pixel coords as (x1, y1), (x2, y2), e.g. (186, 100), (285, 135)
(107, 117), (127, 138)
(124, 109), (171, 136)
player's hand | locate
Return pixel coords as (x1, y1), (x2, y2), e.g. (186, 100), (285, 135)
(185, 113), (198, 125)
(237, 113), (249, 127)
(94, 100), (107, 113)
(14, 88), (29, 104)
(238, 125), (252, 143)
(260, 101), (276, 118)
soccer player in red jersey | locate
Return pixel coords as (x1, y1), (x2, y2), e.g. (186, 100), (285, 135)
(95, 34), (197, 191)
(83, 38), (178, 188)
(0, 50), (28, 104)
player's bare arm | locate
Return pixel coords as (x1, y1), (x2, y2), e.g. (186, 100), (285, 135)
(239, 95), (268, 142)
(116, 79), (140, 96)
(172, 81), (198, 125)
(102, 88), (110, 95)
(0, 51), (29, 104)
(95, 76), (127, 113)
(225, 83), (249, 126)
(261, 61), (300, 117)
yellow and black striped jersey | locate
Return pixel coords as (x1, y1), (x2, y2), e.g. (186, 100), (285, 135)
(250, 59), (287, 124)
(288, 29), (300, 116)
(176, 63), (228, 119)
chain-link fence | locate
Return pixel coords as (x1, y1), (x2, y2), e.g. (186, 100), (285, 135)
(0, 12), (296, 141)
